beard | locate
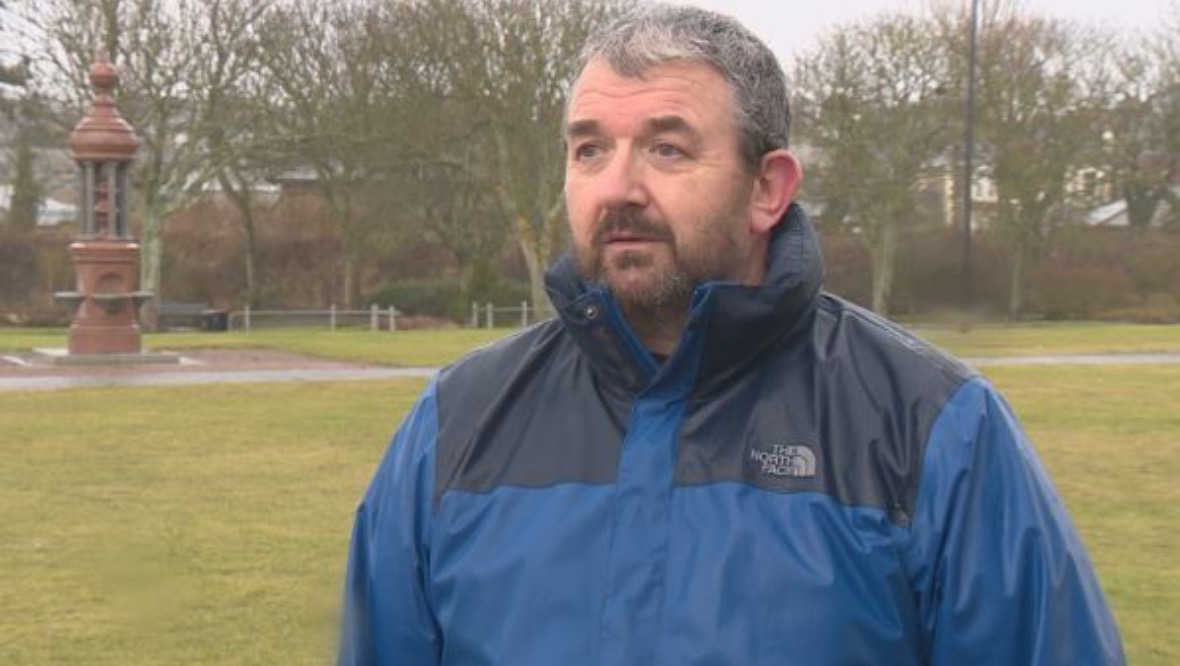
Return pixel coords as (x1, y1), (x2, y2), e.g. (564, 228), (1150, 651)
(573, 207), (745, 314)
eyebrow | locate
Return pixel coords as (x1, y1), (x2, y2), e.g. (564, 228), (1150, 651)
(646, 115), (698, 139)
(566, 119), (601, 140)
(566, 116), (702, 143)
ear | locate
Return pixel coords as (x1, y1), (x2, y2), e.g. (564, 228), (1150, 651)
(748, 149), (803, 235)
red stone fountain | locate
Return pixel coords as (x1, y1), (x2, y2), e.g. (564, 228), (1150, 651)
(51, 51), (170, 363)
(56, 52), (148, 354)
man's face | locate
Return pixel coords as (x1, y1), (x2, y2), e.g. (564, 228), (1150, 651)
(564, 58), (761, 312)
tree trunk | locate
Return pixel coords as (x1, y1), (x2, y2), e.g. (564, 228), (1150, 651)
(323, 186), (360, 310)
(518, 234), (548, 318)
(342, 249), (358, 310)
(457, 260), (476, 314)
(139, 207), (164, 331)
(459, 253), (494, 306)
(868, 218), (899, 315)
(490, 127), (565, 320)
(1007, 250), (1026, 321)
(217, 171), (258, 307)
(7, 132), (41, 232)
(500, 201), (557, 319)
(242, 218), (257, 306)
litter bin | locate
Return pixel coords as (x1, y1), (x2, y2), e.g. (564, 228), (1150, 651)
(201, 309), (229, 332)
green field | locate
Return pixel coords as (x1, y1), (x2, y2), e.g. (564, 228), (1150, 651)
(915, 322), (1180, 358)
(984, 365), (1179, 665)
(4, 321), (1177, 364)
(0, 380), (423, 665)
(0, 327), (508, 368)
(1, 324), (1177, 664)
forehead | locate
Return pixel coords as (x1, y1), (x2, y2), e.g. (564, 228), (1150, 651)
(567, 58), (737, 132)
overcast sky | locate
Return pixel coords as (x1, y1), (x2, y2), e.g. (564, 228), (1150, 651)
(679, 0), (1176, 65)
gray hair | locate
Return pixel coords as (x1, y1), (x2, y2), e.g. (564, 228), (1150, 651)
(573, 3), (790, 169)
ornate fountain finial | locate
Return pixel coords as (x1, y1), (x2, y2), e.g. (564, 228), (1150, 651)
(69, 47), (140, 163)
(90, 48), (118, 94)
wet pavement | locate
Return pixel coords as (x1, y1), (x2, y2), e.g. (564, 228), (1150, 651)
(0, 367), (437, 392)
(1, 352), (1178, 393)
(963, 353), (1180, 367)
(0, 349), (438, 393)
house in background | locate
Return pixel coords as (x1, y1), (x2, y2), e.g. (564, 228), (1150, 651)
(0, 183), (77, 228)
(1085, 186), (1179, 228)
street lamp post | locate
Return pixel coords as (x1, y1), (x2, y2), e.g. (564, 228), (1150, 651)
(962, 0), (980, 311)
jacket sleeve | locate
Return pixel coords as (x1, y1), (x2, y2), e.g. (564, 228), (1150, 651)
(338, 376), (442, 666)
(904, 378), (1125, 665)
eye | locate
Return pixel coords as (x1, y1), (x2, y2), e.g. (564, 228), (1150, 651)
(572, 142), (604, 162)
(652, 142), (686, 160)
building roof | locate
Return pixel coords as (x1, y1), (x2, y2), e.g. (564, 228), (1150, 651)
(1085, 188), (1178, 228)
(0, 183), (77, 226)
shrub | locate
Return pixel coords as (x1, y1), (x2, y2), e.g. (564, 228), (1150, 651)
(367, 280), (464, 320)
(1034, 262), (1135, 320)
(817, 231), (870, 308)
(1030, 227), (1180, 321)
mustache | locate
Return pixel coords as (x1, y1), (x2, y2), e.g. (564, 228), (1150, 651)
(593, 210), (673, 245)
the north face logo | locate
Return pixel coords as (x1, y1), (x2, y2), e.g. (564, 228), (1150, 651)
(748, 444), (817, 478)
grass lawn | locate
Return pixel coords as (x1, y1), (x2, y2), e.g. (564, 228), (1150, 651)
(1, 324), (1177, 664)
(984, 365), (1179, 665)
(914, 321), (1180, 357)
(0, 327), (508, 367)
(3, 321), (1177, 364)
(0, 380), (427, 666)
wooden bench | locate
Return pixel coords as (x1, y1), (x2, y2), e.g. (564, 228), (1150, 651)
(158, 302), (225, 330)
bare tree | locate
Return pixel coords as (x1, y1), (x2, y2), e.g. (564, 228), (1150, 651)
(967, 5), (1109, 317)
(405, 163), (508, 307)
(794, 13), (952, 314)
(25, 0), (263, 324)
(1102, 40), (1177, 227)
(5, 124), (41, 231)
(397, 0), (622, 314)
(1161, 6), (1180, 225)
(194, 0), (274, 306)
(254, 0), (409, 309)
(26, 0), (621, 314)
(1, 9), (39, 233)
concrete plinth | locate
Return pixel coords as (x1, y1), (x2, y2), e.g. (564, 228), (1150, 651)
(33, 348), (181, 366)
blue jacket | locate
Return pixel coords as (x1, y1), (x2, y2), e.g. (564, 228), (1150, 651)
(339, 205), (1124, 665)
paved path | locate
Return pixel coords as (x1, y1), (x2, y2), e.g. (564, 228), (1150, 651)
(963, 353), (1180, 366)
(2, 353), (1179, 393)
(0, 367), (437, 392)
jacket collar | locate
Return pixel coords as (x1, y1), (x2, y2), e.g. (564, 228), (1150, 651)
(545, 203), (824, 396)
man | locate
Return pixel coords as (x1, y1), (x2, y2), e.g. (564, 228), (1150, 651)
(338, 4), (1124, 665)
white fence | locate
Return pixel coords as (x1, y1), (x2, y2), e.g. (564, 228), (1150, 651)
(228, 305), (400, 333)
(470, 301), (544, 329)
(225, 302), (545, 332)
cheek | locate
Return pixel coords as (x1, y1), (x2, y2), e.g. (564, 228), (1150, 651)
(678, 188), (750, 248)
(565, 182), (607, 239)
(566, 208), (595, 248)
(564, 187), (590, 231)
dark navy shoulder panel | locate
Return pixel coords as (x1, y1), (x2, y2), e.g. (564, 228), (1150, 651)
(433, 320), (627, 507)
(677, 293), (974, 525)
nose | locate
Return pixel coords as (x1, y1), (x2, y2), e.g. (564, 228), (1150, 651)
(596, 148), (650, 212)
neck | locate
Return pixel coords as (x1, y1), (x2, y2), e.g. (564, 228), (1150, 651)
(623, 301), (689, 357)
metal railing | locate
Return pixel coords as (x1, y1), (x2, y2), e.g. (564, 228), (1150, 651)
(228, 305), (400, 333)
(470, 301), (548, 329)
(224, 302), (549, 332)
